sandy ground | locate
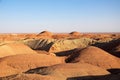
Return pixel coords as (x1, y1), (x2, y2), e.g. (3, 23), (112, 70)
(0, 31), (120, 80)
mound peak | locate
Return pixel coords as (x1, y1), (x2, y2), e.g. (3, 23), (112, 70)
(37, 31), (53, 36)
(69, 31), (80, 35)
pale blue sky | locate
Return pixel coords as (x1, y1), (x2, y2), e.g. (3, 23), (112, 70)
(0, 0), (120, 33)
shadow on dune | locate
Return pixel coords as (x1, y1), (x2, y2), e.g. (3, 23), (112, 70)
(67, 74), (120, 80)
(25, 68), (120, 80)
(25, 39), (54, 51)
(35, 42), (54, 52)
(1, 68), (120, 80)
(92, 39), (120, 57)
(0, 74), (18, 80)
(107, 68), (120, 74)
(25, 66), (51, 75)
(55, 48), (77, 56)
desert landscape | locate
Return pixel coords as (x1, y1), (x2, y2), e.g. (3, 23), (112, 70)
(0, 31), (119, 80)
(0, 0), (120, 79)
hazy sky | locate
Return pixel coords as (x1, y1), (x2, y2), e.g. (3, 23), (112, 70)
(0, 0), (120, 33)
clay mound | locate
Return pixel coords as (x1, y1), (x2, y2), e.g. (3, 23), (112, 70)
(66, 46), (120, 69)
(69, 31), (80, 35)
(0, 53), (64, 77)
(94, 39), (120, 53)
(0, 43), (37, 58)
(37, 31), (53, 36)
(24, 38), (93, 53)
(24, 39), (55, 51)
(49, 38), (93, 53)
(26, 63), (110, 80)
(24, 38), (55, 51)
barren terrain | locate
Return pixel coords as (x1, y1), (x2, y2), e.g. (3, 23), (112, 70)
(0, 31), (120, 80)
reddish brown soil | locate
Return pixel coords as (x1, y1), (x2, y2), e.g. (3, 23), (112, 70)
(0, 31), (120, 80)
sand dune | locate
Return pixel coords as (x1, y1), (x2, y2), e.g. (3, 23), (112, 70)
(25, 63), (109, 80)
(66, 46), (120, 69)
(0, 63), (110, 80)
(0, 32), (120, 80)
(0, 43), (37, 58)
(0, 53), (64, 77)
